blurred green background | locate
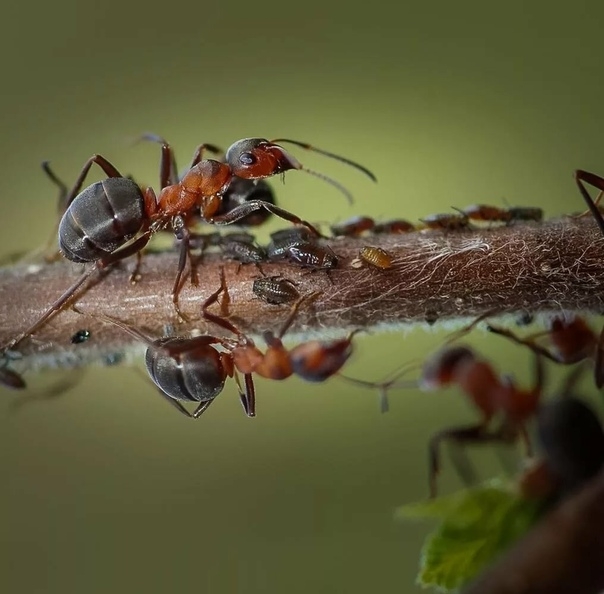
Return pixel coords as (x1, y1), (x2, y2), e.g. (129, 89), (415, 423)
(1, 1), (604, 592)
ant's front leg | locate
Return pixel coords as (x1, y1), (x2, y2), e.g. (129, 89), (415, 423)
(210, 200), (324, 238)
(575, 170), (604, 237)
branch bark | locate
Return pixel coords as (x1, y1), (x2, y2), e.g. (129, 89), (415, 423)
(1, 217), (603, 372)
(464, 468), (604, 594)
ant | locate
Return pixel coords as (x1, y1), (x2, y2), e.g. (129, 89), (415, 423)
(2, 137), (375, 353)
(419, 212), (470, 231)
(520, 393), (604, 501)
(79, 270), (357, 418)
(372, 219), (416, 234)
(459, 204), (543, 224)
(343, 345), (543, 497)
(330, 215), (375, 237)
(479, 168), (604, 389)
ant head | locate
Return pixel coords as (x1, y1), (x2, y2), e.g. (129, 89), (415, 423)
(421, 345), (476, 389)
(225, 138), (301, 179)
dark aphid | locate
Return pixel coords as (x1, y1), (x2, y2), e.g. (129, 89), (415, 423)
(286, 242), (338, 269)
(253, 277), (300, 305)
(266, 227), (314, 259)
(506, 206), (543, 222)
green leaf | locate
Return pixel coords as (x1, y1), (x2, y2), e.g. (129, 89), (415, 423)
(396, 484), (544, 592)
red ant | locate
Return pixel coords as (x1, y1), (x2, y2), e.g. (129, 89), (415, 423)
(343, 345), (543, 496)
(2, 137), (375, 353)
(79, 270), (357, 418)
(480, 169), (604, 389)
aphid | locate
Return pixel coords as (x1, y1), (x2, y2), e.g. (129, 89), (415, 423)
(213, 233), (267, 265)
(71, 329), (91, 344)
(459, 204), (511, 223)
(459, 204), (543, 224)
(3, 137), (375, 352)
(266, 227), (314, 259)
(358, 246), (393, 269)
(252, 276), (300, 305)
(419, 212), (469, 231)
(372, 219), (415, 234)
(285, 242), (338, 270)
(506, 206), (543, 222)
(330, 215), (375, 237)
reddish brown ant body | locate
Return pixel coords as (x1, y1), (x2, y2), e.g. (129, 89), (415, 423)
(330, 215), (375, 237)
(420, 212), (470, 231)
(372, 219), (416, 234)
(487, 315), (604, 388)
(3, 137), (374, 353)
(459, 204), (543, 224)
(82, 271), (356, 418)
(343, 345), (543, 496)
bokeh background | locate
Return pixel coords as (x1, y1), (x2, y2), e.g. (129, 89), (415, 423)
(1, 1), (604, 592)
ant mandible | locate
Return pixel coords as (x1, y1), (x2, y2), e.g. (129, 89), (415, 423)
(2, 136), (376, 353)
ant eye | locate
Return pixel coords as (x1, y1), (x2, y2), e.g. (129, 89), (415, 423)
(239, 152), (257, 166)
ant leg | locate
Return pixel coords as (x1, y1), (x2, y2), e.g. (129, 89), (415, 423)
(137, 133), (179, 187)
(187, 143), (223, 169)
(201, 269), (247, 339)
(171, 219), (198, 322)
(62, 155), (124, 212)
(210, 200), (323, 238)
(3, 233), (152, 353)
(575, 170), (604, 237)
(153, 386), (214, 419)
(486, 324), (562, 363)
(428, 424), (505, 497)
(243, 373), (256, 417)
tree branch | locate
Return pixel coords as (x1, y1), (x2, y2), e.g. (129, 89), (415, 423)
(464, 468), (604, 594)
(1, 217), (603, 373)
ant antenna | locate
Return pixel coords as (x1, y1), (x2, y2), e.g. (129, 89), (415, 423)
(270, 138), (378, 183)
(299, 166), (355, 205)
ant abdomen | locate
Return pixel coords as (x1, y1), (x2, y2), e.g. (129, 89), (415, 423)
(58, 177), (146, 262)
(145, 338), (227, 403)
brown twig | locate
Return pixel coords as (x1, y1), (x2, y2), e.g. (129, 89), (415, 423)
(0, 217), (603, 373)
(463, 467), (604, 594)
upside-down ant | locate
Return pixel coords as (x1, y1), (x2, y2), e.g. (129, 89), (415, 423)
(2, 137), (375, 353)
(343, 345), (543, 496)
(78, 270), (357, 418)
